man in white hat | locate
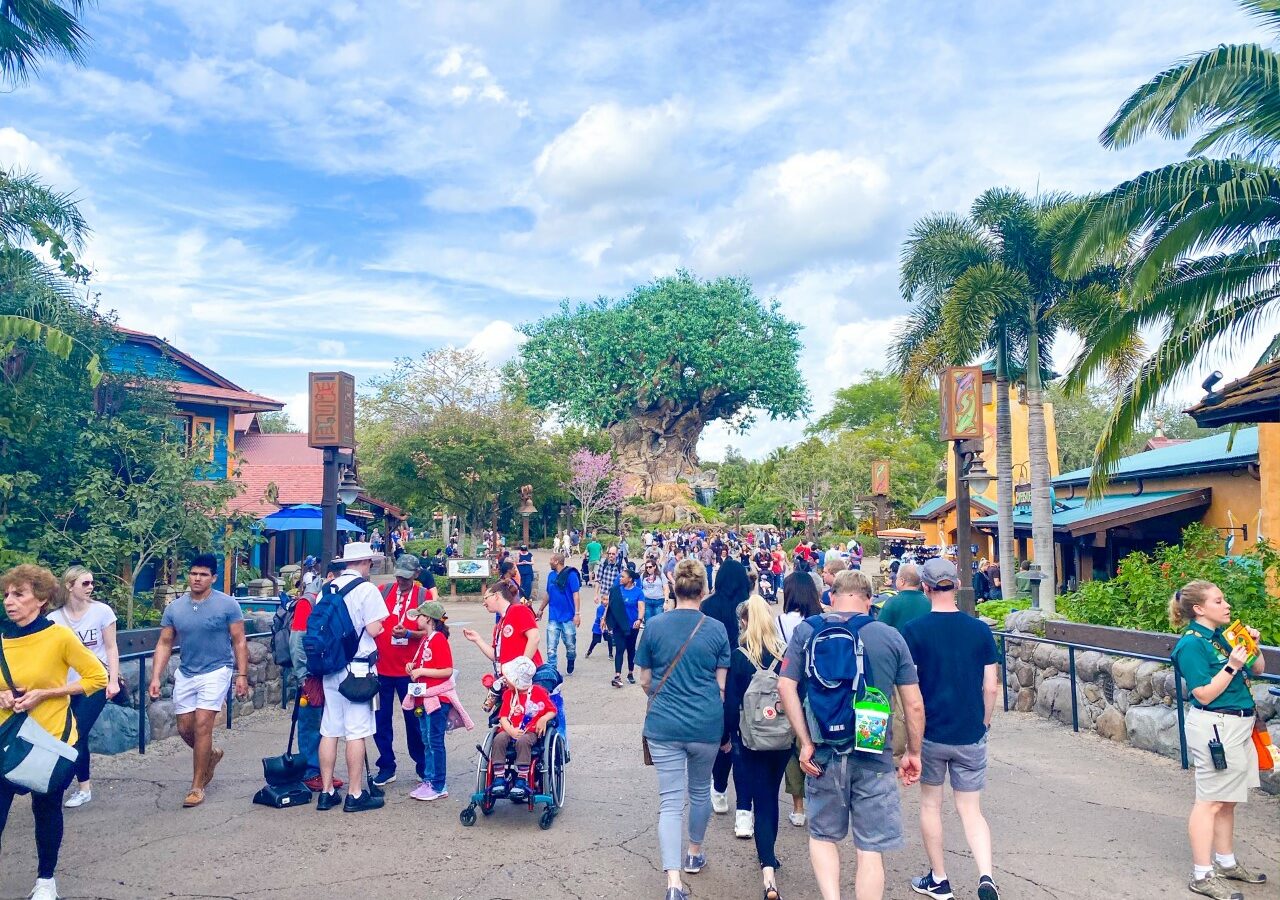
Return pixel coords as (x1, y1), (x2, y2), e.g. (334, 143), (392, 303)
(317, 542), (390, 813)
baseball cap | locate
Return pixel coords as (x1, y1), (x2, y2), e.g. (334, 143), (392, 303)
(392, 554), (420, 578)
(408, 600), (447, 622)
(920, 557), (959, 590)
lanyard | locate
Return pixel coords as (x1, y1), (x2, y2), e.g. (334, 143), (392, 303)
(1185, 627), (1253, 687)
(387, 583), (419, 627)
(411, 632), (437, 670)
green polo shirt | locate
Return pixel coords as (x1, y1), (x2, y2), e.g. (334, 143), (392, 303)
(1170, 621), (1256, 711)
(878, 589), (931, 632)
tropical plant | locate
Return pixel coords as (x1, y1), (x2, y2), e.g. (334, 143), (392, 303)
(0, 0), (94, 86)
(1056, 0), (1280, 494)
(893, 188), (1130, 611)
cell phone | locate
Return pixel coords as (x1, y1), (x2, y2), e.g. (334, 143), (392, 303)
(1209, 725), (1228, 771)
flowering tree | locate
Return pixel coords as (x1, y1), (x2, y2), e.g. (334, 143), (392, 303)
(564, 449), (626, 535)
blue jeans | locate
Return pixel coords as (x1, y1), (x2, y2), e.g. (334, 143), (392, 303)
(648, 739), (718, 872)
(374, 675), (426, 778)
(546, 618), (578, 670)
(644, 599), (664, 621)
(298, 703), (322, 779)
(418, 706), (448, 791)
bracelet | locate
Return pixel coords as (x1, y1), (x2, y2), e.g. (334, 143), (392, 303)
(236, 673), (248, 679)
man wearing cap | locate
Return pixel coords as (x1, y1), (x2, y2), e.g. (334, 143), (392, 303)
(317, 542), (390, 813)
(370, 554), (429, 789)
(901, 558), (1002, 900)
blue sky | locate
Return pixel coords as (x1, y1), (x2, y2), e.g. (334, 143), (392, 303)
(1, 0), (1263, 458)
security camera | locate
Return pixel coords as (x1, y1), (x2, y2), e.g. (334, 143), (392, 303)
(1201, 371), (1223, 393)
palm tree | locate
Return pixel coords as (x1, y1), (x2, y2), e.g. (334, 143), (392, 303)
(1, 0), (94, 86)
(1057, 0), (1280, 494)
(893, 189), (1128, 612)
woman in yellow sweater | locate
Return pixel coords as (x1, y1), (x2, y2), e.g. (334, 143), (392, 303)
(1, 564), (108, 900)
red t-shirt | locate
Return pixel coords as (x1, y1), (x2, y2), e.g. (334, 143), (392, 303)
(374, 582), (425, 676)
(492, 603), (543, 667)
(409, 630), (454, 704)
(290, 597), (313, 632)
(499, 685), (555, 731)
(771, 550), (785, 575)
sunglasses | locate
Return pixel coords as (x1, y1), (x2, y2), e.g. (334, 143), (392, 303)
(79, 580), (94, 587)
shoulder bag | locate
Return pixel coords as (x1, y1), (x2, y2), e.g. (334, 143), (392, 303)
(642, 616), (705, 766)
(0, 638), (78, 795)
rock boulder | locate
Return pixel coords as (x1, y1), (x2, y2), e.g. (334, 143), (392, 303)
(88, 702), (140, 755)
(1124, 705), (1181, 759)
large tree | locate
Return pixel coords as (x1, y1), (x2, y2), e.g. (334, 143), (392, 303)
(1057, 0), (1280, 493)
(514, 272), (807, 498)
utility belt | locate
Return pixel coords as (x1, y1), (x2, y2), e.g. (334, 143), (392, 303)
(1190, 706), (1255, 718)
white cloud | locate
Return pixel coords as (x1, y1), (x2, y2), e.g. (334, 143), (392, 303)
(0, 128), (76, 187)
(465, 319), (526, 366)
(315, 339), (347, 357)
(254, 22), (301, 58)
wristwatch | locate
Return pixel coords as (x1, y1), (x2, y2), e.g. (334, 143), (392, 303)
(1223, 664), (1238, 676)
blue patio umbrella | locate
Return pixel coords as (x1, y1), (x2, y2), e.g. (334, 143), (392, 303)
(258, 504), (365, 533)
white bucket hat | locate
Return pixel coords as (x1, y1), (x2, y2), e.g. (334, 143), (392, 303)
(333, 541), (383, 564)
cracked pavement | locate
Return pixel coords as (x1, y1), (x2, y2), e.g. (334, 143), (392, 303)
(2, 591), (1277, 899)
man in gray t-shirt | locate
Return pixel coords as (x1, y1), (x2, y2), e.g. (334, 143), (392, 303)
(778, 569), (925, 900)
(149, 555), (248, 808)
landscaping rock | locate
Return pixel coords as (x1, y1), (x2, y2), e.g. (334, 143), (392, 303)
(1083, 683), (1101, 704)
(1113, 687), (1132, 713)
(1111, 657), (1141, 690)
(1033, 642), (1055, 669)
(1006, 609), (1059, 636)
(1095, 706), (1127, 743)
(1133, 661), (1164, 701)
(1014, 688), (1035, 712)
(1124, 705), (1181, 759)
(148, 700), (177, 742)
(246, 641), (270, 664)
(1075, 650), (1104, 682)
(1034, 675), (1076, 726)
(89, 702), (140, 755)
(1253, 684), (1278, 722)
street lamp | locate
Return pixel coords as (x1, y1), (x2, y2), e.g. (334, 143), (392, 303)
(953, 438), (989, 616)
(337, 467), (361, 505)
(962, 456), (992, 495)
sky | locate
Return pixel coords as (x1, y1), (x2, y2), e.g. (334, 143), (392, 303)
(1, 0), (1265, 460)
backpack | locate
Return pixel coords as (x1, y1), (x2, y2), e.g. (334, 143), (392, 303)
(271, 592), (294, 668)
(801, 613), (876, 752)
(302, 577), (369, 677)
(739, 654), (794, 751)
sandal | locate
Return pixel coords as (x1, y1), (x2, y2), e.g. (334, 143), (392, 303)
(202, 748), (224, 788)
(763, 884), (780, 900)
(611, 675), (623, 688)
(182, 788), (205, 808)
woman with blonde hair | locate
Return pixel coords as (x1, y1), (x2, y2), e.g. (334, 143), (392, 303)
(1168, 580), (1267, 899)
(48, 566), (120, 809)
(723, 593), (791, 900)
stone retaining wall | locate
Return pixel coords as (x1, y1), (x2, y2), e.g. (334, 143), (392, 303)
(1002, 610), (1279, 795)
(88, 614), (287, 754)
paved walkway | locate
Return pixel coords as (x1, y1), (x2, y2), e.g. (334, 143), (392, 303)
(3, 570), (1277, 899)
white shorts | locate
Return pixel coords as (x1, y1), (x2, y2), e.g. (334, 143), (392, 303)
(320, 671), (376, 741)
(1185, 707), (1260, 803)
(172, 668), (232, 715)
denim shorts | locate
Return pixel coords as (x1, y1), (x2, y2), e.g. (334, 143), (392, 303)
(805, 753), (903, 852)
(921, 737), (988, 792)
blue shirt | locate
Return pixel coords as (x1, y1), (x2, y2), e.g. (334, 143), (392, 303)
(160, 590), (244, 677)
(545, 567), (581, 623)
(621, 582), (644, 622)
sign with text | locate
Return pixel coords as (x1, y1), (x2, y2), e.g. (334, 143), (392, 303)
(308, 371), (356, 449)
(447, 558), (491, 579)
(871, 459), (891, 496)
(939, 366), (984, 441)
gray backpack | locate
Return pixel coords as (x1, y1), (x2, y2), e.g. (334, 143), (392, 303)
(739, 656), (794, 751)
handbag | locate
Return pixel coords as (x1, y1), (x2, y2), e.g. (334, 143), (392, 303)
(1253, 718), (1277, 772)
(642, 616), (705, 766)
(338, 654), (379, 703)
(0, 639), (78, 795)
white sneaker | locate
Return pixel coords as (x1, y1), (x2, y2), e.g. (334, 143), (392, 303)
(710, 790), (729, 814)
(30, 878), (58, 900)
(734, 809), (754, 838)
(64, 789), (91, 809)
(788, 811), (806, 827)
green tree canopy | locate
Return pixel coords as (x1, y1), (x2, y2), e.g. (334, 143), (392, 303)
(809, 370), (939, 439)
(0, 0), (93, 86)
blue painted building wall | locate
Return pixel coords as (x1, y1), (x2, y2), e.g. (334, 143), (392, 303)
(107, 342), (220, 386)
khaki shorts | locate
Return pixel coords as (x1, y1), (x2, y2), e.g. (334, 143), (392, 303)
(1185, 707), (1259, 803)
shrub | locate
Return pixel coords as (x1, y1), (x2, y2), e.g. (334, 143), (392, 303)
(1059, 523), (1280, 645)
(976, 598), (1031, 622)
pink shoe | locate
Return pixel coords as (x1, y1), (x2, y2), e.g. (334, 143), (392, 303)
(410, 782), (439, 801)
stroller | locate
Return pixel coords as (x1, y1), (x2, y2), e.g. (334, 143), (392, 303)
(460, 663), (568, 830)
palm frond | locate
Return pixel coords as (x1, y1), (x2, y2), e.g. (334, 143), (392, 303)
(0, 1), (94, 86)
(1240, 0), (1280, 36)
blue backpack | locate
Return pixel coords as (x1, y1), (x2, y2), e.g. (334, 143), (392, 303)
(801, 613), (876, 751)
(303, 577), (369, 677)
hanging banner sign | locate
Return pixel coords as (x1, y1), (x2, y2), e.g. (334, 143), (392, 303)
(871, 459), (891, 496)
(308, 371), (356, 449)
(939, 366), (984, 441)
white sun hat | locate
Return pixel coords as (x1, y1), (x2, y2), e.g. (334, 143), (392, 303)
(333, 542), (384, 564)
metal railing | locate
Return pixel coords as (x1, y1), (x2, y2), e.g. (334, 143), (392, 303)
(994, 630), (1279, 770)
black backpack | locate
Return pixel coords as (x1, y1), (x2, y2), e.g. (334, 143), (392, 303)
(271, 592), (294, 668)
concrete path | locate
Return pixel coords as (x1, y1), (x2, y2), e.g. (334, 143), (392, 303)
(2, 578), (1276, 899)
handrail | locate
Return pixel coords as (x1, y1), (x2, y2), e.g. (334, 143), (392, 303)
(118, 625), (277, 755)
(993, 630), (1278, 770)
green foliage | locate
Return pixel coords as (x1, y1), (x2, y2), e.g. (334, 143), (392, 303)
(0, 0), (93, 86)
(976, 598), (1031, 621)
(256, 411), (299, 433)
(809, 371), (939, 439)
(1060, 523), (1280, 644)
(515, 271), (808, 431)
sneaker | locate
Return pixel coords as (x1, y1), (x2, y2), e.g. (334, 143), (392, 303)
(29, 878), (58, 900)
(910, 872), (954, 899)
(490, 777), (509, 798)
(682, 853), (706, 874)
(430, 788), (448, 801)
(1214, 861), (1267, 884)
(509, 778), (531, 802)
(343, 791), (385, 813)
(735, 809), (754, 838)
(710, 790), (729, 814)
(977, 875), (1000, 900)
(788, 811), (806, 827)
(64, 789), (92, 809)
(410, 782), (439, 801)
(612, 675), (623, 688)
(371, 770), (396, 787)
(304, 776), (342, 792)
(567, 658), (575, 674)
(627, 673), (636, 684)
(1188, 876), (1242, 900)
(315, 789), (342, 811)
(664, 889), (688, 900)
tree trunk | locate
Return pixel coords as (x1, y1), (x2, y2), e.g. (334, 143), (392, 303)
(608, 406), (706, 499)
(995, 334), (1017, 601)
(1025, 312), (1057, 613)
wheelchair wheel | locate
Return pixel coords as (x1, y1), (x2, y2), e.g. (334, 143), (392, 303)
(481, 796), (495, 815)
(474, 731), (495, 796)
(460, 807), (477, 827)
(548, 731), (567, 810)
(539, 808), (555, 830)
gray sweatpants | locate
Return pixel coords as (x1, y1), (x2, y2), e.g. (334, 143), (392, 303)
(648, 739), (719, 872)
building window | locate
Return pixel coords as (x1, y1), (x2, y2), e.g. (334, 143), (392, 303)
(982, 380), (993, 405)
(170, 414), (217, 461)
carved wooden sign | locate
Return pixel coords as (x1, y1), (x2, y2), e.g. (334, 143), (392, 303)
(308, 371), (356, 449)
(871, 459), (890, 496)
(939, 366), (984, 441)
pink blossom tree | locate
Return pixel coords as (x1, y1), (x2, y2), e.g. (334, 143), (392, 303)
(564, 448), (627, 535)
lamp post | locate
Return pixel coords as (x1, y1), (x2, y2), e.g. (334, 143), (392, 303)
(953, 439), (991, 616)
(518, 485), (536, 547)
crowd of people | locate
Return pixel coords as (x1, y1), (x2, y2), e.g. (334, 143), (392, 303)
(0, 530), (1271, 900)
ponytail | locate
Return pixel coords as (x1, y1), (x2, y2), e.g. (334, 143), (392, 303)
(1168, 579), (1216, 629)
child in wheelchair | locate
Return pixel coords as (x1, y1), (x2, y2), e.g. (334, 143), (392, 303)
(489, 657), (557, 803)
